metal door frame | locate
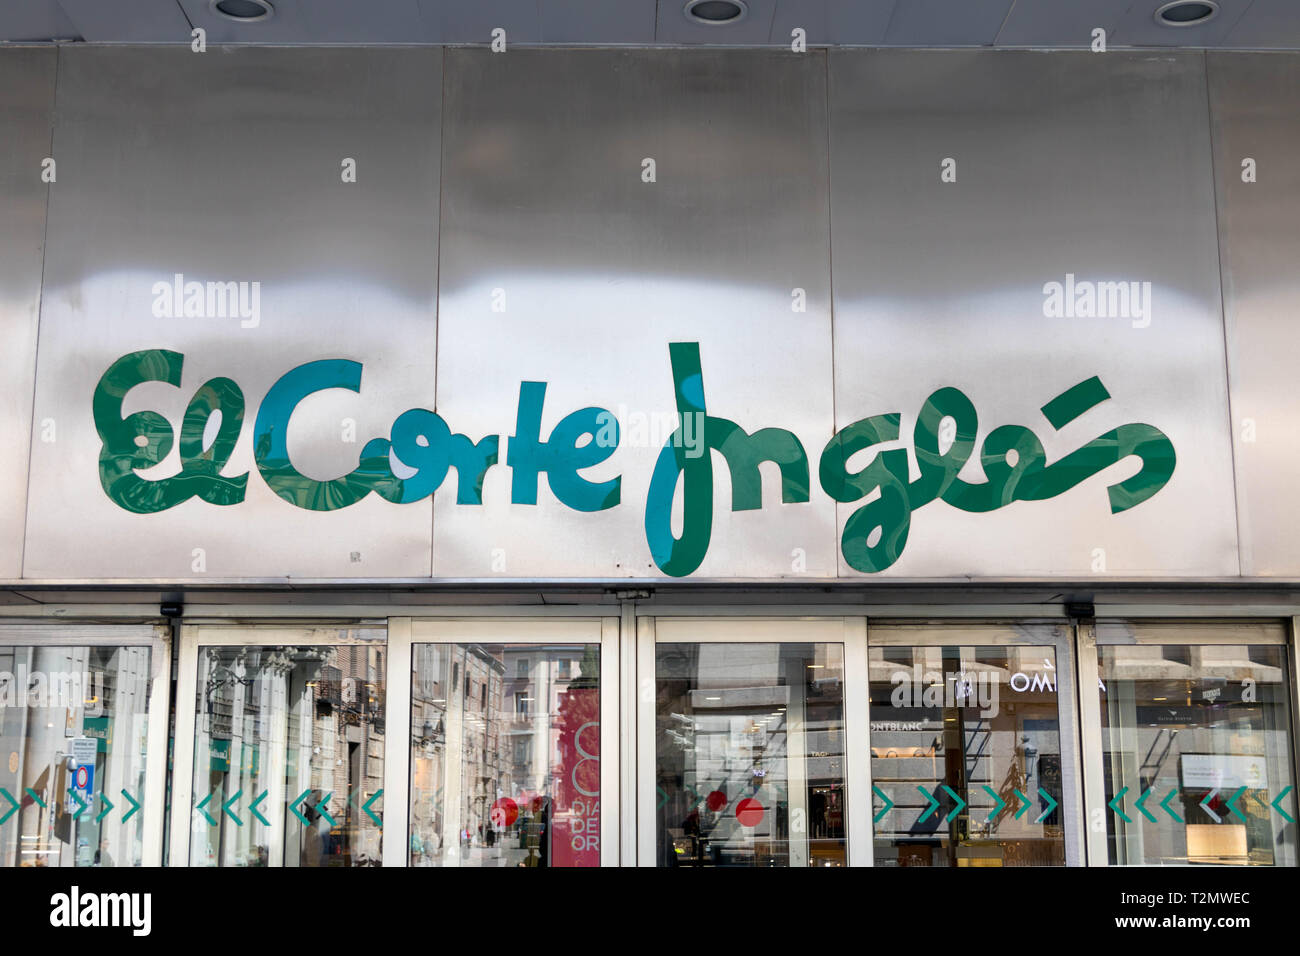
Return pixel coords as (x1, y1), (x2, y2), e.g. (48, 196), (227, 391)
(168, 622), (387, 867)
(634, 615), (871, 867)
(0, 623), (170, 868)
(387, 615), (621, 867)
(1076, 617), (1293, 867)
(866, 620), (1086, 868)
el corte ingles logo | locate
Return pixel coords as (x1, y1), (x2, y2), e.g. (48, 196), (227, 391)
(93, 342), (1176, 575)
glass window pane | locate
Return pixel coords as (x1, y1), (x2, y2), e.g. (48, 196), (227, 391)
(655, 642), (847, 867)
(409, 643), (601, 867)
(189, 640), (386, 867)
(0, 645), (152, 867)
(1099, 638), (1296, 866)
(869, 644), (1066, 866)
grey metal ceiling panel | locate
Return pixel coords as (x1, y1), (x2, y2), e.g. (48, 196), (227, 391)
(995, 0), (1134, 48)
(1223, 0), (1300, 48)
(0, 0), (1298, 47)
(430, 0), (540, 44)
(541, 0), (656, 44)
(0, 0), (78, 41)
(1110, 0), (1253, 47)
(180, 0), (432, 44)
(770, 0), (896, 46)
(883, 0), (1015, 47)
(656, 0), (779, 45)
(60, 0), (191, 42)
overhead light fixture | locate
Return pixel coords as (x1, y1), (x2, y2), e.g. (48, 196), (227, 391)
(212, 0), (274, 22)
(685, 0), (748, 26)
(1154, 1), (1218, 26)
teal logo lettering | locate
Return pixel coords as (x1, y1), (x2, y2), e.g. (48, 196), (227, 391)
(92, 344), (1175, 575)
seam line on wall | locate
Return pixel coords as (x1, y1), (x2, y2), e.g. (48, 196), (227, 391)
(824, 48), (840, 580)
(430, 46), (447, 579)
(1202, 49), (1246, 579)
(19, 45), (59, 582)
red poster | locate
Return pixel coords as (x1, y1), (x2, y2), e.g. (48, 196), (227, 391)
(551, 684), (600, 867)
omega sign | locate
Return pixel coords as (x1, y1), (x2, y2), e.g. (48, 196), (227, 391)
(93, 342), (1176, 576)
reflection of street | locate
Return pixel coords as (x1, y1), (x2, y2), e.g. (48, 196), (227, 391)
(657, 643), (848, 867)
(189, 639), (386, 868)
(408, 643), (600, 867)
(0, 645), (151, 868)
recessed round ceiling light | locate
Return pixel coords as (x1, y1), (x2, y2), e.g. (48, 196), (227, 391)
(212, 0), (274, 22)
(685, 0), (748, 26)
(1154, 1), (1218, 26)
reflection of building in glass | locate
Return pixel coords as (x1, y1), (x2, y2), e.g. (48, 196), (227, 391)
(409, 643), (599, 868)
(0, 645), (151, 868)
(191, 636), (385, 868)
(655, 643), (848, 868)
(409, 644), (507, 864)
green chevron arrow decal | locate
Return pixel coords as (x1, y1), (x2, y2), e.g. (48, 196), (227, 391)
(196, 792), (218, 826)
(982, 785), (1006, 821)
(917, 785), (942, 823)
(872, 785), (894, 823)
(1199, 787), (1222, 823)
(1134, 787), (1157, 823)
(1225, 786), (1248, 823)
(941, 784), (966, 823)
(363, 789), (384, 827)
(1159, 788), (1182, 822)
(1013, 788), (1032, 820)
(120, 789), (141, 823)
(249, 790), (270, 827)
(25, 788), (44, 809)
(1108, 786), (1132, 823)
(1272, 786), (1295, 824)
(290, 789), (313, 827)
(686, 786), (703, 811)
(656, 786), (668, 810)
(95, 793), (115, 823)
(222, 788), (244, 827)
(67, 788), (88, 820)
(316, 792), (337, 828)
(0, 788), (18, 826)
(1035, 788), (1058, 824)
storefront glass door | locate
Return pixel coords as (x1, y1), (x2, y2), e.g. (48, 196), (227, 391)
(866, 624), (1083, 867)
(637, 618), (871, 867)
(170, 625), (387, 867)
(150, 612), (1300, 868)
(0, 625), (169, 868)
(1082, 622), (1296, 866)
(385, 617), (619, 867)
